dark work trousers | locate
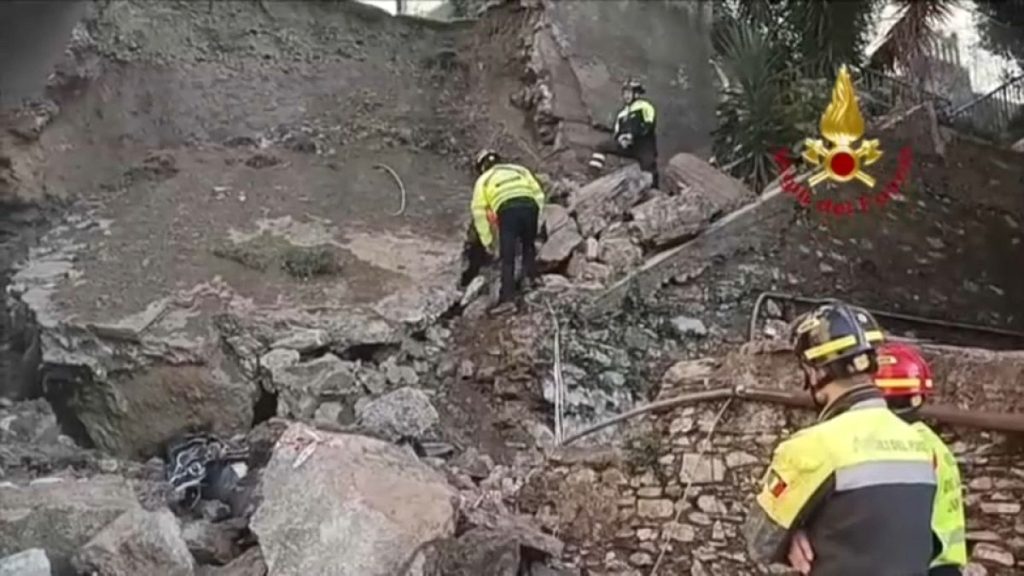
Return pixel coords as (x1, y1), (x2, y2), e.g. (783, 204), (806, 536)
(496, 197), (539, 304)
(595, 138), (659, 189)
(929, 566), (962, 576)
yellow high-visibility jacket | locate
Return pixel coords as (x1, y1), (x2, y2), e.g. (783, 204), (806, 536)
(470, 163), (545, 249)
(914, 421), (967, 569)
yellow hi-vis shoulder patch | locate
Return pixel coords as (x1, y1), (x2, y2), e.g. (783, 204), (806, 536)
(755, 435), (833, 530)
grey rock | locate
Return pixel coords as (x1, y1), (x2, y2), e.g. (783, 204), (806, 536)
(566, 254), (612, 284)
(0, 549), (51, 576)
(182, 519), (244, 565)
(451, 448), (494, 481)
(598, 371), (626, 388)
(314, 402), (344, 427)
(382, 358), (420, 388)
(570, 165), (652, 237)
(200, 547), (267, 576)
(267, 353), (360, 420)
(584, 237), (600, 260)
(424, 528), (520, 576)
(259, 349), (300, 373)
(251, 424), (456, 576)
(197, 500), (231, 523)
(679, 454), (725, 484)
(457, 360), (476, 380)
(356, 387), (439, 441)
(540, 204), (572, 236)
(669, 316), (708, 338)
(73, 507), (195, 576)
(598, 238), (643, 272)
(356, 367), (388, 395)
(0, 399), (60, 445)
(269, 329), (329, 353)
(628, 195), (707, 247)
(538, 220), (583, 268)
(0, 475), (140, 574)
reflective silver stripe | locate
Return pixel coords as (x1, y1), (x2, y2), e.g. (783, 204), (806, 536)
(834, 460), (936, 491)
(588, 161), (604, 169)
(941, 527), (965, 546)
(848, 398), (887, 411)
(591, 153), (606, 161)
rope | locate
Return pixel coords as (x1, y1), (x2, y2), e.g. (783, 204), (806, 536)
(372, 163), (406, 216)
(648, 398), (734, 576)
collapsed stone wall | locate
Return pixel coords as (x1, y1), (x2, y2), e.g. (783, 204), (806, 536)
(466, 0), (715, 179)
(514, 345), (1024, 576)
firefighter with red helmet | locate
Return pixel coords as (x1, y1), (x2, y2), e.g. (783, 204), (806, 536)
(743, 301), (937, 575)
(875, 342), (968, 576)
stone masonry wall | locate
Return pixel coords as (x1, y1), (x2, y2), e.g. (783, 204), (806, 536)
(517, 350), (1024, 576)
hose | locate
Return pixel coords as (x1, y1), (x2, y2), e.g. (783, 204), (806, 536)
(372, 163), (406, 216)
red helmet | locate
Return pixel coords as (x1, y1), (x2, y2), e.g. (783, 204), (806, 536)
(873, 342), (934, 398)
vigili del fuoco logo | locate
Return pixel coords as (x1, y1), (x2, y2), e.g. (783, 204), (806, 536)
(773, 65), (914, 218)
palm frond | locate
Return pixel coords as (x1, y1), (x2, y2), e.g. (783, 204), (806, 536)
(871, 0), (957, 75)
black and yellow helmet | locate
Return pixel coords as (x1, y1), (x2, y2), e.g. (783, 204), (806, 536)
(474, 149), (500, 173)
(791, 301), (877, 382)
(851, 305), (885, 346)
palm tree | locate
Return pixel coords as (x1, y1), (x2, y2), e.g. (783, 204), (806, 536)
(869, 0), (958, 79)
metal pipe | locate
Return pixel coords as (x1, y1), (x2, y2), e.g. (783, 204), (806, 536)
(747, 291), (1024, 342)
(562, 385), (1024, 446)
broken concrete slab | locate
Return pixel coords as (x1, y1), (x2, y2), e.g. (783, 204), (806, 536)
(664, 153), (755, 210)
(264, 353), (360, 420)
(629, 154), (756, 247)
(0, 475), (141, 574)
(586, 188), (794, 317)
(356, 386), (440, 442)
(73, 507), (195, 576)
(0, 549), (51, 576)
(251, 424), (457, 576)
(569, 165), (651, 237)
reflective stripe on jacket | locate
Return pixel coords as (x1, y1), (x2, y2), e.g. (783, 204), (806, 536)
(914, 421), (968, 568)
(613, 98), (656, 140)
(746, 390), (937, 576)
(470, 163), (544, 248)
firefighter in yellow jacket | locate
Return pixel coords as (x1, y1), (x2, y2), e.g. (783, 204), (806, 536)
(588, 78), (659, 188)
(469, 149), (545, 313)
(874, 342), (967, 576)
(743, 301), (937, 575)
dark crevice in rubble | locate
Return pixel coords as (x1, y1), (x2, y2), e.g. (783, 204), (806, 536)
(251, 387), (279, 427)
(337, 342), (400, 363)
(40, 364), (97, 448)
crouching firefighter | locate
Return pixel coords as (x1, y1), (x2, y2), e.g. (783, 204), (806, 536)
(469, 149), (545, 314)
(743, 301), (937, 575)
(588, 78), (659, 188)
(874, 342), (968, 576)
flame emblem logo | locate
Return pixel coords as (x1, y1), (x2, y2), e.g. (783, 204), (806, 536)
(802, 65), (883, 188)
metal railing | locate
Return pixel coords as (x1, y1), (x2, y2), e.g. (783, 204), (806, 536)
(851, 65), (954, 122)
(945, 74), (1024, 142)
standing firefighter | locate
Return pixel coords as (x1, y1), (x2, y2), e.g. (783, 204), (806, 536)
(874, 342), (967, 576)
(470, 149), (545, 314)
(588, 78), (659, 188)
(743, 301), (937, 575)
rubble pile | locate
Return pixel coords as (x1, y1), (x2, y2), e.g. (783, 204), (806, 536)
(527, 156), (755, 292)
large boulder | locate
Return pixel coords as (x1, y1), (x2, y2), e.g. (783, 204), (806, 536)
(0, 549), (51, 576)
(629, 154), (755, 247)
(251, 424), (457, 576)
(73, 507), (195, 576)
(356, 386), (440, 442)
(569, 165), (652, 237)
(0, 476), (140, 574)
